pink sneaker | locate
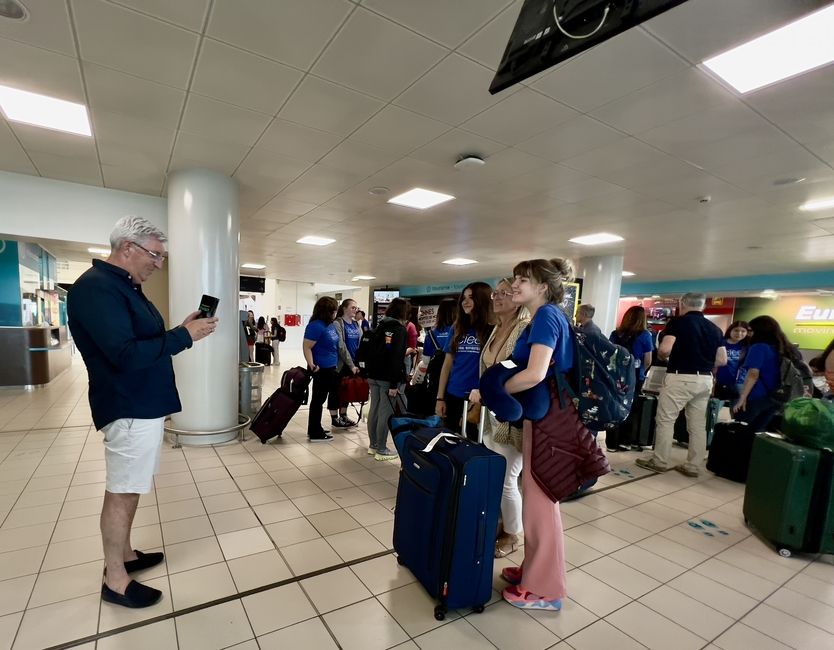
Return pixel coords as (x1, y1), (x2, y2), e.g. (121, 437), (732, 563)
(500, 566), (522, 585)
(502, 584), (562, 611)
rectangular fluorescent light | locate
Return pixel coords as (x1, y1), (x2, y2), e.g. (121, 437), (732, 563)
(799, 197), (834, 212)
(388, 188), (455, 210)
(0, 84), (92, 136)
(569, 232), (624, 246)
(622, 271), (635, 277)
(241, 263), (266, 269)
(703, 5), (834, 94)
(296, 236), (335, 246)
(442, 258), (478, 266)
(88, 247), (110, 256)
(351, 275), (376, 281)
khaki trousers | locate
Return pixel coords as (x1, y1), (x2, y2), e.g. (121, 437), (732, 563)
(651, 373), (714, 472)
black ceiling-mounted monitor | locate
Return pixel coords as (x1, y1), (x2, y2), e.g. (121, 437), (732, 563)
(489, 0), (690, 94)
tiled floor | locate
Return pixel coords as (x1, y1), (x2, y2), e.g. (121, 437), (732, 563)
(1, 354), (833, 649)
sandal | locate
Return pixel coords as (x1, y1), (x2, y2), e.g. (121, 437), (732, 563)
(494, 533), (521, 558)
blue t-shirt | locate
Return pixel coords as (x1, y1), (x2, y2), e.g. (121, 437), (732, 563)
(717, 341), (745, 386)
(512, 303), (574, 379)
(610, 330), (654, 381)
(304, 319), (340, 368)
(444, 327), (483, 398)
(738, 343), (780, 400)
(343, 320), (361, 361)
(424, 325), (452, 358)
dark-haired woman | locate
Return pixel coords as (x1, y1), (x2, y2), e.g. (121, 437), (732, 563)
(435, 282), (493, 440)
(270, 317), (283, 365)
(734, 315), (805, 432)
(714, 320), (750, 400)
(333, 299), (362, 428)
(499, 258), (574, 612)
(605, 306), (654, 451)
(303, 296), (340, 442)
(421, 298), (456, 361)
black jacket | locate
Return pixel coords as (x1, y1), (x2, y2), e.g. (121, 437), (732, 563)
(367, 317), (407, 389)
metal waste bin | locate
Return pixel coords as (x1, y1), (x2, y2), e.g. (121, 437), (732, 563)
(239, 361), (264, 418)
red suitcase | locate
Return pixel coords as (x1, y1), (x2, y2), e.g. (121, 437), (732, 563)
(250, 367), (311, 443)
(339, 376), (369, 404)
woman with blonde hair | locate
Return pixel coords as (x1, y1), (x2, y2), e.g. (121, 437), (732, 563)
(470, 278), (529, 558)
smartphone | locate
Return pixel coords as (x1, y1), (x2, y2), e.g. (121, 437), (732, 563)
(197, 294), (219, 318)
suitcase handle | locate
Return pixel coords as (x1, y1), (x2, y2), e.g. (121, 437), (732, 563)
(421, 432), (461, 453)
(462, 399), (487, 444)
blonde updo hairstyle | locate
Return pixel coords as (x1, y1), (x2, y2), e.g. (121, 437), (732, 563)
(512, 258), (574, 305)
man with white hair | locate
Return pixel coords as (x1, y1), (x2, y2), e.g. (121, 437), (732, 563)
(576, 303), (602, 336)
(68, 216), (217, 608)
(636, 293), (726, 478)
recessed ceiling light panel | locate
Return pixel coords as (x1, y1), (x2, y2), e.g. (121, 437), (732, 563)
(88, 247), (110, 256)
(0, 84), (91, 136)
(442, 258), (478, 266)
(388, 188), (455, 210)
(703, 5), (834, 93)
(296, 235), (335, 246)
(621, 271), (635, 277)
(799, 197), (834, 212)
(568, 232), (624, 246)
(351, 275), (376, 281)
(241, 263), (266, 269)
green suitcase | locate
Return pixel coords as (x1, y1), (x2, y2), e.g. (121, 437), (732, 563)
(743, 433), (834, 557)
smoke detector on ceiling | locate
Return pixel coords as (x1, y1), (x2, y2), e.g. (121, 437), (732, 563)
(0, 0), (28, 20)
(454, 155), (485, 170)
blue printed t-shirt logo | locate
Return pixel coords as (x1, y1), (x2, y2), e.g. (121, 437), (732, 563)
(458, 334), (480, 354)
(384, 330), (393, 347)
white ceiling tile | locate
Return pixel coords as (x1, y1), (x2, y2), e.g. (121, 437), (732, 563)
(395, 53), (510, 125)
(560, 138), (675, 176)
(191, 39), (303, 115)
(409, 128), (505, 168)
(168, 131), (249, 176)
(72, 0), (199, 88)
(0, 36), (84, 102)
(681, 128), (805, 173)
(234, 147), (311, 190)
(207, 0), (352, 70)
(452, 147), (545, 189)
(101, 164), (164, 195)
(547, 178), (627, 204)
(279, 76), (383, 136)
(280, 165), (366, 204)
(531, 28), (689, 112)
(648, 172), (752, 208)
(457, 1), (523, 70)
(249, 209), (298, 226)
(361, 0), (509, 48)
(350, 105), (449, 155)
(27, 150), (102, 186)
(507, 164), (593, 192)
(644, 0), (821, 63)
(461, 88), (578, 145)
(261, 196), (319, 216)
(108, 0), (211, 31)
(319, 140), (400, 177)
(591, 67), (738, 135)
(0, 0), (75, 55)
(709, 148), (834, 194)
(257, 120), (343, 164)
(11, 123), (97, 159)
(180, 94), (272, 147)
(0, 120), (37, 175)
(517, 115), (627, 163)
(94, 111), (174, 169)
(83, 63), (186, 129)
(312, 8), (447, 101)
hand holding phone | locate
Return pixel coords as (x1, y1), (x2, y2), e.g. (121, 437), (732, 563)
(197, 294), (219, 319)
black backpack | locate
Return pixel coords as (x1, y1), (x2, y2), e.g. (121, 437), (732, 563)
(423, 329), (446, 392)
(355, 327), (377, 374)
(275, 325), (287, 342)
(771, 355), (813, 404)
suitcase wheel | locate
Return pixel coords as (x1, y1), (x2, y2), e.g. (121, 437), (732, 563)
(473, 604), (485, 614)
(778, 548), (792, 558)
(434, 605), (446, 621)
(396, 555), (405, 566)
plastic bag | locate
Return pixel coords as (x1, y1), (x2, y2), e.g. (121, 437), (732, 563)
(781, 398), (834, 449)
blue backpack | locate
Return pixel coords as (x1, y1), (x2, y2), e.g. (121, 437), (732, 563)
(562, 325), (636, 431)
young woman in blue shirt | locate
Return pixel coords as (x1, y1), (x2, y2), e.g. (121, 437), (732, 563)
(303, 296), (341, 441)
(333, 298), (362, 428)
(714, 320), (750, 400)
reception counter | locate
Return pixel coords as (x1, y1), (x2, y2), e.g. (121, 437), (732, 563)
(0, 326), (72, 387)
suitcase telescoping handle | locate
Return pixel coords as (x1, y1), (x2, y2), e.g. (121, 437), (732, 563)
(462, 399), (487, 444)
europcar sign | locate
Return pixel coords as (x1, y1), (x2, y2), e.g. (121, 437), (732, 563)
(734, 297), (834, 350)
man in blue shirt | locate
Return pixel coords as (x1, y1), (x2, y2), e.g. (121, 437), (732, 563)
(636, 293), (726, 478)
(68, 216), (217, 609)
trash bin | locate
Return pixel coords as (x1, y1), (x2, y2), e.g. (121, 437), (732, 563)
(239, 361), (265, 418)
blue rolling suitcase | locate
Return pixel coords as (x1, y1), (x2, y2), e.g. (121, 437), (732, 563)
(392, 405), (505, 620)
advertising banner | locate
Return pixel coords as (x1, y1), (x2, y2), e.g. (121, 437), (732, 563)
(734, 296), (834, 350)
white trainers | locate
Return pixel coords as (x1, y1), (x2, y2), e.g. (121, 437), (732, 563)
(374, 447), (397, 461)
(367, 446), (376, 455)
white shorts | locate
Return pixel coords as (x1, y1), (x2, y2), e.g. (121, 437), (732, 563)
(101, 417), (165, 494)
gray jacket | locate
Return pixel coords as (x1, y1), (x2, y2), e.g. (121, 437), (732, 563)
(332, 317), (357, 373)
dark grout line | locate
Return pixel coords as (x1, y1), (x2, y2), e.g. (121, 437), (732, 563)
(43, 547), (396, 650)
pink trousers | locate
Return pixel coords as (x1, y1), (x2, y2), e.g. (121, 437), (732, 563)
(520, 419), (568, 599)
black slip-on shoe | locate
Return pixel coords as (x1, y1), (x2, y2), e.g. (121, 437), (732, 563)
(308, 433), (334, 442)
(101, 580), (162, 608)
(124, 550), (164, 573)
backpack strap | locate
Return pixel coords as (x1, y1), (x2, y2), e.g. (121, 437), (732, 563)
(428, 328), (440, 351)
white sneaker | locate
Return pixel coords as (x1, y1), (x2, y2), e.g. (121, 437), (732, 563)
(367, 446), (376, 455)
(374, 447), (397, 461)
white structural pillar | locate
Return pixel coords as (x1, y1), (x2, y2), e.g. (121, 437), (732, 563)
(167, 169), (240, 440)
(577, 255), (624, 336)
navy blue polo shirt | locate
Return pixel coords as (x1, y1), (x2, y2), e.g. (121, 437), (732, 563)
(664, 311), (724, 374)
(68, 259), (192, 430)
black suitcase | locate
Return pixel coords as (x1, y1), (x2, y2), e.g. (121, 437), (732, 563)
(674, 398), (723, 449)
(629, 394), (657, 447)
(707, 421), (755, 482)
(255, 342), (273, 365)
(249, 367), (311, 443)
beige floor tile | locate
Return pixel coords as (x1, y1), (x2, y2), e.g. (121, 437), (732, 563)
(326, 527), (386, 562)
(257, 617), (338, 650)
(659, 524), (735, 557)
(713, 622), (793, 650)
(635, 534), (709, 569)
(28, 560), (103, 609)
(176, 600), (254, 650)
(410, 617), (492, 649)
(742, 603), (834, 650)
(567, 619), (648, 650)
(668, 571), (758, 619)
(694, 558), (780, 600)
(165, 536), (225, 574)
(268, 468), (307, 484)
(350, 555), (416, 596)
(306, 509), (361, 537)
(242, 485), (287, 506)
(227, 549), (293, 592)
(610, 545), (688, 583)
(209, 507), (261, 535)
(345, 502), (394, 527)
(98, 576), (172, 632)
(15, 487), (67, 509)
(559, 500), (607, 523)
(265, 517), (321, 548)
(0, 523), (54, 553)
(253, 500), (303, 524)
(565, 569), (631, 617)
(41, 534), (103, 572)
(470, 599), (560, 650)
(161, 514), (214, 545)
(169, 561), (237, 609)
(715, 546), (800, 584)
(784, 572), (834, 607)
(312, 474), (354, 492)
(59, 496), (103, 519)
(65, 482), (104, 502)
(582, 556), (662, 599)
(217, 526), (275, 560)
(301, 567), (372, 614)
(234, 472), (276, 490)
(377, 582), (460, 637)
(14, 593), (99, 650)
(525, 595), (599, 640)
(202, 492), (249, 514)
(281, 480), (324, 500)
(766, 586), (834, 635)
(366, 519), (394, 548)
(0, 546), (46, 581)
(323, 597), (409, 650)
(640, 585), (734, 641)
(0, 611), (23, 650)
(563, 534), (603, 567)
(292, 493), (341, 516)
(1, 503), (61, 530)
(153, 471), (194, 489)
(566, 524), (630, 555)
(588, 515), (653, 544)
(0, 574), (36, 616)
(51, 514), (100, 543)
(191, 467), (229, 482)
(242, 582), (317, 636)
(158, 497), (206, 523)
(97, 619), (178, 650)
(344, 469), (385, 487)
(196, 478), (239, 497)
(281, 538), (342, 576)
